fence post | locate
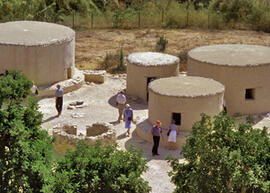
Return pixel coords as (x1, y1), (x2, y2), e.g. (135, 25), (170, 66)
(72, 11), (75, 29)
(186, 2), (190, 27)
(138, 11), (141, 28)
(161, 9), (164, 26)
(208, 9), (210, 29)
(91, 12), (94, 29)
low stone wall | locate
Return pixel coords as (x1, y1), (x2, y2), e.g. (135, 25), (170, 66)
(84, 70), (106, 84)
(53, 122), (116, 154)
(38, 68), (84, 98)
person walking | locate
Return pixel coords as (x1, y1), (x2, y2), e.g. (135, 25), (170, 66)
(123, 104), (133, 136)
(151, 120), (163, 156)
(167, 120), (178, 150)
(116, 90), (126, 123)
(55, 84), (64, 117)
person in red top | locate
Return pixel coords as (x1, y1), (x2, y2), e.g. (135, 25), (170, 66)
(151, 120), (162, 156)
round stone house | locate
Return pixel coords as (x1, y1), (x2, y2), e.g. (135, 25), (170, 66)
(126, 52), (179, 101)
(148, 76), (225, 131)
(0, 21), (75, 86)
(188, 44), (270, 115)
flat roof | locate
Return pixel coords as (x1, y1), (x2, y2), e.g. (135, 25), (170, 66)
(0, 21), (75, 46)
(188, 44), (270, 67)
(127, 52), (179, 66)
(149, 76), (225, 98)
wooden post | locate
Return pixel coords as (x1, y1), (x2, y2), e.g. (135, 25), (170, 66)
(208, 8), (210, 29)
(138, 11), (141, 28)
(91, 12), (94, 29)
(72, 11), (75, 29)
(161, 9), (164, 26)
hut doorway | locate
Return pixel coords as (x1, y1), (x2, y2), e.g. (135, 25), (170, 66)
(172, 112), (181, 126)
(67, 67), (72, 79)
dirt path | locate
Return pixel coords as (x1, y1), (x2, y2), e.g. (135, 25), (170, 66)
(39, 74), (182, 193)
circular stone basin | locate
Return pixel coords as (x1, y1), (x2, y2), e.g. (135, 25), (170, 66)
(127, 52), (179, 66)
(188, 44), (270, 67)
(52, 123), (116, 155)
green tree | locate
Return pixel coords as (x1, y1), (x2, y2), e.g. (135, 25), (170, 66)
(168, 113), (270, 193)
(51, 142), (151, 193)
(0, 70), (54, 192)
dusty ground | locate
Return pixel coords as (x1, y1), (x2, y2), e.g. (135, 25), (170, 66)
(39, 29), (270, 193)
(39, 74), (182, 193)
(39, 74), (270, 193)
(75, 29), (270, 70)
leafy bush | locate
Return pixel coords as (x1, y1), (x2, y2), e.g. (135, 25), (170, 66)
(100, 48), (126, 73)
(0, 71), (54, 192)
(168, 113), (270, 193)
(156, 35), (168, 52)
(0, 70), (32, 105)
(51, 142), (151, 193)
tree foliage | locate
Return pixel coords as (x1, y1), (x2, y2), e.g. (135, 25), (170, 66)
(0, 70), (54, 192)
(168, 113), (270, 193)
(51, 142), (151, 193)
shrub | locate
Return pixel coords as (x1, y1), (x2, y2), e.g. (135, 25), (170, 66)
(51, 142), (151, 193)
(100, 48), (126, 73)
(167, 113), (270, 193)
(156, 35), (168, 52)
(0, 70), (53, 192)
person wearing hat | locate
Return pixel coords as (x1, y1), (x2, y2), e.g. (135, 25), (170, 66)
(151, 120), (163, 156)
(123, 104), (133, 136)
(116, 90), (126, 123)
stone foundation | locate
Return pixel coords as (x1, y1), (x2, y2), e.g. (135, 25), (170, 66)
(53, 122), (116, 154)
(84, 70), (106, 84)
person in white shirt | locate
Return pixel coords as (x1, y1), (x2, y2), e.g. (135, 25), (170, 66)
(116, 90), (126, 122)
(30, 82), (39, 96)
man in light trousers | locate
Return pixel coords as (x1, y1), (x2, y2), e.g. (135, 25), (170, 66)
(116, 90), (126, 123)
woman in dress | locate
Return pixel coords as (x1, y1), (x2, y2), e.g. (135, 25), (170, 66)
(168, 120), (178, 150)
(123, 104), (133, 136)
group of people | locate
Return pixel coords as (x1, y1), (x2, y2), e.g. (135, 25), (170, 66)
(34, 85), (177, 156)
(151, 120), (178, 156)
(116, 90), (178, 156)
(116, 90), (133, 136)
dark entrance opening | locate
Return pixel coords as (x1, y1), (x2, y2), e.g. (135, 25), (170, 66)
(172, 113), (181, 126)
(147, 77), (157, 101)
(67, 67), (72, 79)
(245, 88), (255, 100)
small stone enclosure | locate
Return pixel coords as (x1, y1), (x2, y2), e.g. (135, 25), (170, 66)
(53, 122), (116, 150)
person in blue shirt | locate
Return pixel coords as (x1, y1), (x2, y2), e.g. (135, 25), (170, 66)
(123, 104), (133, 136)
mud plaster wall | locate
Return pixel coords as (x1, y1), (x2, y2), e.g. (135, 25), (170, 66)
(188, 58), (270, 115)
(126, 62), (179, 101)
(148, 90), (224, 131)
(0, 39), (75, 86)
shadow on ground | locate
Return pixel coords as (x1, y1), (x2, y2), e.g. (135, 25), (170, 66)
(124, 129), (183, 161)
(43, 115), (58, 123)
(108, 94), (148, 110)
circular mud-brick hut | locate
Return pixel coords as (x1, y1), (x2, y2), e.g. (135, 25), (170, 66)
(148, 76), (225, 131)
(126, 52), (179, 101)
(0, 21), (75, 86)
(188, 44), (270, 115)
